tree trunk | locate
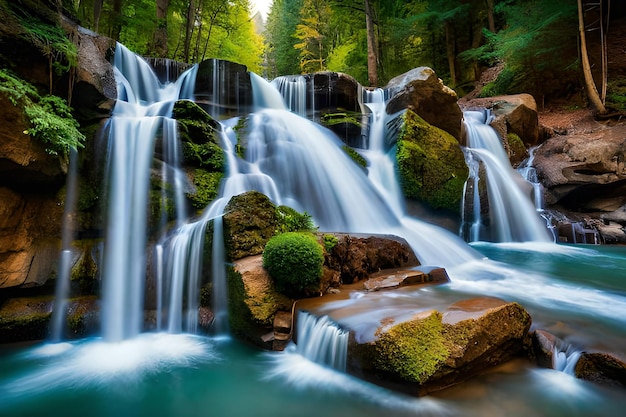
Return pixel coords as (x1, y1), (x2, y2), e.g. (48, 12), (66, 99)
(486, 0), (495, 32)
(364, 0), (377, 87)
(445, 21), (456, 88)
(94, 0), (104, 32)
(577, 0), (607, 114)
(183, 0), (196, 62)
(153, 0), (169, 57)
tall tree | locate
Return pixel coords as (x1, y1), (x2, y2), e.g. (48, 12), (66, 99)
(577, 0), (607, 113)
(153, 0), (169, 57)
(293, 0), (331, 73)
(364, 0), (377, 86)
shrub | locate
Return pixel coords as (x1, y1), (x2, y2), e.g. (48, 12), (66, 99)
(262, 232), (324, 298)
(275, 205), (316, 233)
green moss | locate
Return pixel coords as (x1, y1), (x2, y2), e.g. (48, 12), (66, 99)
(262, 232), (324, 298)
(173, 100), (220, 144)
(506, 132), (526, 161)
(233, 116), (248, 158)
(396, 110), (468, 213)
(69, 240), (99, 294)
(182, 141), (225, 171)
(342, 145), (368, 168)
(373, 311), (449, 384)
(321, 112), (362, 128)
(187, 170), (224, 210)
(226, 266), (252, 336)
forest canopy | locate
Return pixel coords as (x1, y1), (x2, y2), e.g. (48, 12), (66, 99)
(22, 0), (625, 110)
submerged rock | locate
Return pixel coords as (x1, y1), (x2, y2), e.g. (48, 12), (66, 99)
(575, 352), (626, 389)
(348, 297), (532, 396)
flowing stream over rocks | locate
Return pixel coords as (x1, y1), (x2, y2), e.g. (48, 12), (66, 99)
(1, 46), (625, 417)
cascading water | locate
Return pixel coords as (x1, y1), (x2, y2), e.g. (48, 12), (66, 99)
(294, 311), (349, 371)
(461, 110), (553, 243)
(271, 75), (312, 117)
(100, 43), (198, 341)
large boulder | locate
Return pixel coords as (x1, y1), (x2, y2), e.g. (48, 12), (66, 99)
(396, 109), (468, 213)
(386, 67), (463, 141)
(533, 125), (626, 239)
(348, 297), (532, 396)
(575, 352), (626, 388)
(194, 59), (252, 118)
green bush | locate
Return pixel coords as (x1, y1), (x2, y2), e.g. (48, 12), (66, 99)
(275, 205), (316, 233)
(262, 232), (324, 298)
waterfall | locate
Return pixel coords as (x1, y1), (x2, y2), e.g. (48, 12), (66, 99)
(99, 43), (199, 341)
(295, 311), (348, 371)
(50, 148), (79, 341)
(552, 343), (582, 376)
(271, 75), (311, 117)
(461, 110), (553, 243)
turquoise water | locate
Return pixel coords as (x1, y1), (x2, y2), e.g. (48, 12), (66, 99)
(1, 244), (625, 417)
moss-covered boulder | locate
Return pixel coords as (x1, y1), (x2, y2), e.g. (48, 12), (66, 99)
(396, 110), (468, 213)
(223, 191), (279, 261)
(349, 297), (532, 396)
(575, 352), (626, 389)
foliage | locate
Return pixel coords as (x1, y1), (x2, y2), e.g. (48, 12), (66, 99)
(262, 232), (324, 298)
(322, 233), (338, 252)
(373, 311), (449, 384)
(275, 205), (316, 234)
(0, 69), (85, 157)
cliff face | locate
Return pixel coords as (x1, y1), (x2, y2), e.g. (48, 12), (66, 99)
(0, 2), (116, 289)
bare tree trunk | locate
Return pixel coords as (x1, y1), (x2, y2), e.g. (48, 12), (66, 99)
(445, 21), (457, 88)
(183, 0), (196, 62)
(364, 0), (377, 87)
(153, 0), (169, 57)
(485, 0), (495, 32)
(577, 0), (607, 114)
(94, 0), (104, 32)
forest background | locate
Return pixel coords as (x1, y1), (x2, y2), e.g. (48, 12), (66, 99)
(21, 0), (626, 113)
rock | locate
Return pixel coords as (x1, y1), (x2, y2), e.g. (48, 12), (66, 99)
(348, 298), (532, 396)
(532, 329), (561, 368)
(364, 267), (450, 292)
(533, 126), (626, 220)
(194, 59), (252, 118)
(386, 67), (463, 141)
(0, 187), (63, 289)
(324, 233), (420, 285)
(223, 191), (279, 261)
(395, 109), (468, 213)
(460, 94), (540, 151)
(575, 352), (626, 388)
(69, 25), (117, 121)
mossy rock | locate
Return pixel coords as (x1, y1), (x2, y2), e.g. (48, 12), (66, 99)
(186, 169), (223, 210)
(396, 109), (468, 213)
(172, 100), (220, 145)
(0, 296), (53, 342)
(506, 132), (528, 167)
(223, 191), (279, 261)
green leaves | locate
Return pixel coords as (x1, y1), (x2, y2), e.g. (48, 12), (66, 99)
(0, 70), (85, 157)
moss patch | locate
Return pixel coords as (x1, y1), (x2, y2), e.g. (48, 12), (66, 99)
(373, 311), (449, 384)
(396, 110), (468, 213)
(342, 145), (368, 168)
(187, 169), (223, 210)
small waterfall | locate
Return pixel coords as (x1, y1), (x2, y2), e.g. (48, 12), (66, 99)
(50, 148), (79, 342)
(295, 311), (348, 371)
(461, 111), (553, 243)
(553, 343), (582, 375)
(271, 75), (312, 117)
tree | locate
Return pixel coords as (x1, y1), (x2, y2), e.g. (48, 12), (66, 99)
(294, 0), (331, 73)
(153, 0), (169, 57)
(364, 0), (377, 86)
(577, 0), (607, 114)
(265, 0), (303, 77)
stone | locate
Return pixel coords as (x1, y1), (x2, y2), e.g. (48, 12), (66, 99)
(395, 110), (468, 213)
(386, 67), (463, 141)
(348, 297), (532, 396)
(364, 267), (450, 292)
(223, 191), (279, 261)
(194, 59), (252, 118)
(575, 352), (626, 389)
(324, 233), (420, 284)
